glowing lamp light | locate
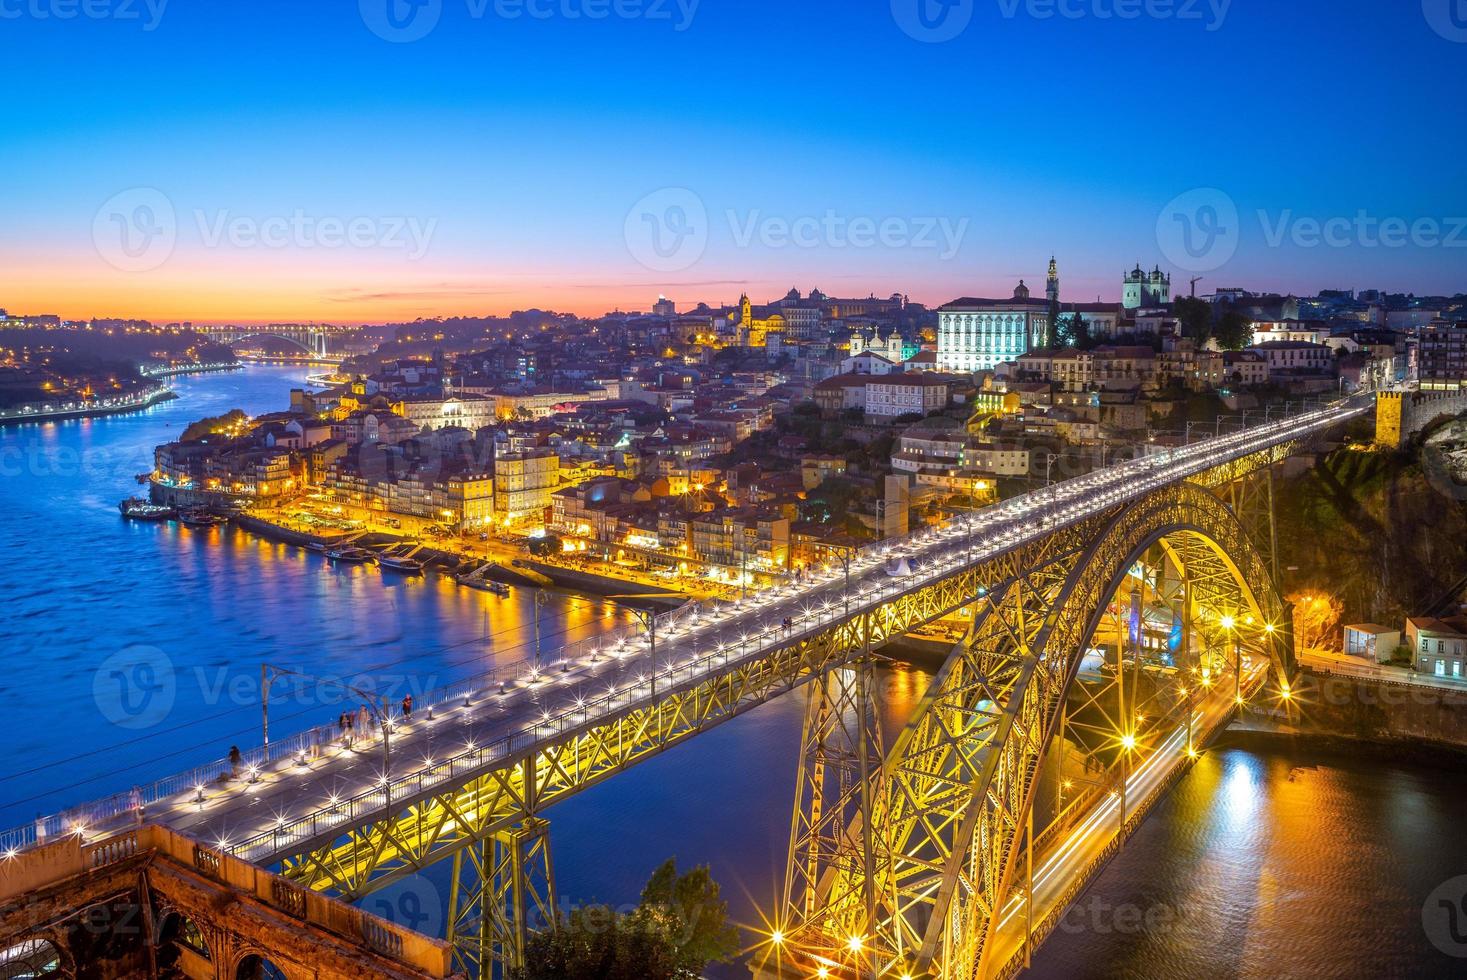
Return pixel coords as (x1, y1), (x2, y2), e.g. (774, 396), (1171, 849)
(1220, 616), (1236, 631)
(769, 930), (784, 946)
(847, 936), (864, 953)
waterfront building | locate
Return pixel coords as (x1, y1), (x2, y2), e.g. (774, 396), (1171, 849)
(326, 459), (493, 527)
(1343, 624), (1401, 663)
(495, 449), (560, 528)
(938, 281), (1053, 373)
(1406, 615), (1467, 678)
(690, 509), (791, 574)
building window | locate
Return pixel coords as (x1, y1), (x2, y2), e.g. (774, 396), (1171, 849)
(1435, 661), (1446, 677)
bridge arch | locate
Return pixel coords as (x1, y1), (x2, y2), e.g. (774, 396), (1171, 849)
(235, 951), (293, 980)
(220, 332), (322, 356)
(801, 481), (1290, 980)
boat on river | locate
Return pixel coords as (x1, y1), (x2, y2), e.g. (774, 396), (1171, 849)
(118, 498), (176, 522)
(178, 510), (228, 528)
(326, 546), (376, 565)
(379, 554), (425, 574)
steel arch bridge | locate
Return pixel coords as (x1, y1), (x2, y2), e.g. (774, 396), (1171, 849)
(266, 477), (1288, 978)
(204, 325), (346, 356)
(778, 481), (1286, 980)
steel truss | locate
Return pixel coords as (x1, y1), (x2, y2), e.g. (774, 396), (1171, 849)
(268, 471), (1289, 980)
(784, 652), (887, 947)
(276, 536), (1004, 904)
(446, 818), (556, 977)
(782, 482), (1288, 980)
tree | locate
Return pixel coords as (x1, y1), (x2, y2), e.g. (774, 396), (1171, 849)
(638, 860), (740, 975)
(514, 906), (679, 980)
(1057, 312), (1091, 350)
(513, 861), (738, 980)
(181, 409), (249, 442)
(1174, 296), (1213, 346)
(1212, 308), (1253, 350)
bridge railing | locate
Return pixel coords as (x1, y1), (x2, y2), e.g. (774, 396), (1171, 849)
(0, 398), (1373, 859)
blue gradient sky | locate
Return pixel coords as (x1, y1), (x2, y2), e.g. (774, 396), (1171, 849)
(2, 0), (1465, 323)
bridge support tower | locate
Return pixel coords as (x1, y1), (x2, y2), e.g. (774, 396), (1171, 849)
(446, 818), (557, 979)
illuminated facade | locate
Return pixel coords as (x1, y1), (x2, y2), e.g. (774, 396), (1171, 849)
(737, 294), (787, 348)
(1123, 264), (1172, 310)
(495, 450), (559, 527)
(937, 280), (1053, 373)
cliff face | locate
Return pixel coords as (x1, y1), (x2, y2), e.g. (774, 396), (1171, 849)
(1274, 446), (1467, 627)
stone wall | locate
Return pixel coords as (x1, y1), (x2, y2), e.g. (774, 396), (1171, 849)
(1241, 666), (1467, 749)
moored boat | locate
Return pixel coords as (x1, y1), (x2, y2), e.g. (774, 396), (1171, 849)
(119, 498), (176, 522)
(326, 546), (376, 565)
(179, 510), (227, 528)
(379, 554), (425, 574)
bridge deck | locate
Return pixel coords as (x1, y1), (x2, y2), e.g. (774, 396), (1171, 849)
(6, 400), (1370, 869)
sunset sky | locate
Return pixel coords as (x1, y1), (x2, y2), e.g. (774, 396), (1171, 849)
(4, 0), (1465, 325)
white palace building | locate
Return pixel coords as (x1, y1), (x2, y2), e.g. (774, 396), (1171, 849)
(936, 262), (1058, 373)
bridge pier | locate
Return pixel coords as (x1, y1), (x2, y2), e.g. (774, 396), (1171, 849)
(781, 641), (887, 958)
(446, 818), (557, 979)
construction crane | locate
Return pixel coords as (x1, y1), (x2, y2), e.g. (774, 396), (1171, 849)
(1190, 276), (1205, 297)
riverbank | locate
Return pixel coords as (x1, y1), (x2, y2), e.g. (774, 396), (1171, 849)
(1216, 725), (1467, 768)
(1237, 663), (1467, 750)
(0, 385), (176, 427)
(139, 361), (243, 380)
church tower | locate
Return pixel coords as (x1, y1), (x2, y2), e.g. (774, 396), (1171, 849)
(1047, 257), (1060, 307)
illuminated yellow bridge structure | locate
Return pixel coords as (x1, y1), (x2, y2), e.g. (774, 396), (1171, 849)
(6, 396), (1380, 979)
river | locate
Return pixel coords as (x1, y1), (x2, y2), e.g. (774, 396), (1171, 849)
(1, 365), (1462, 978)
